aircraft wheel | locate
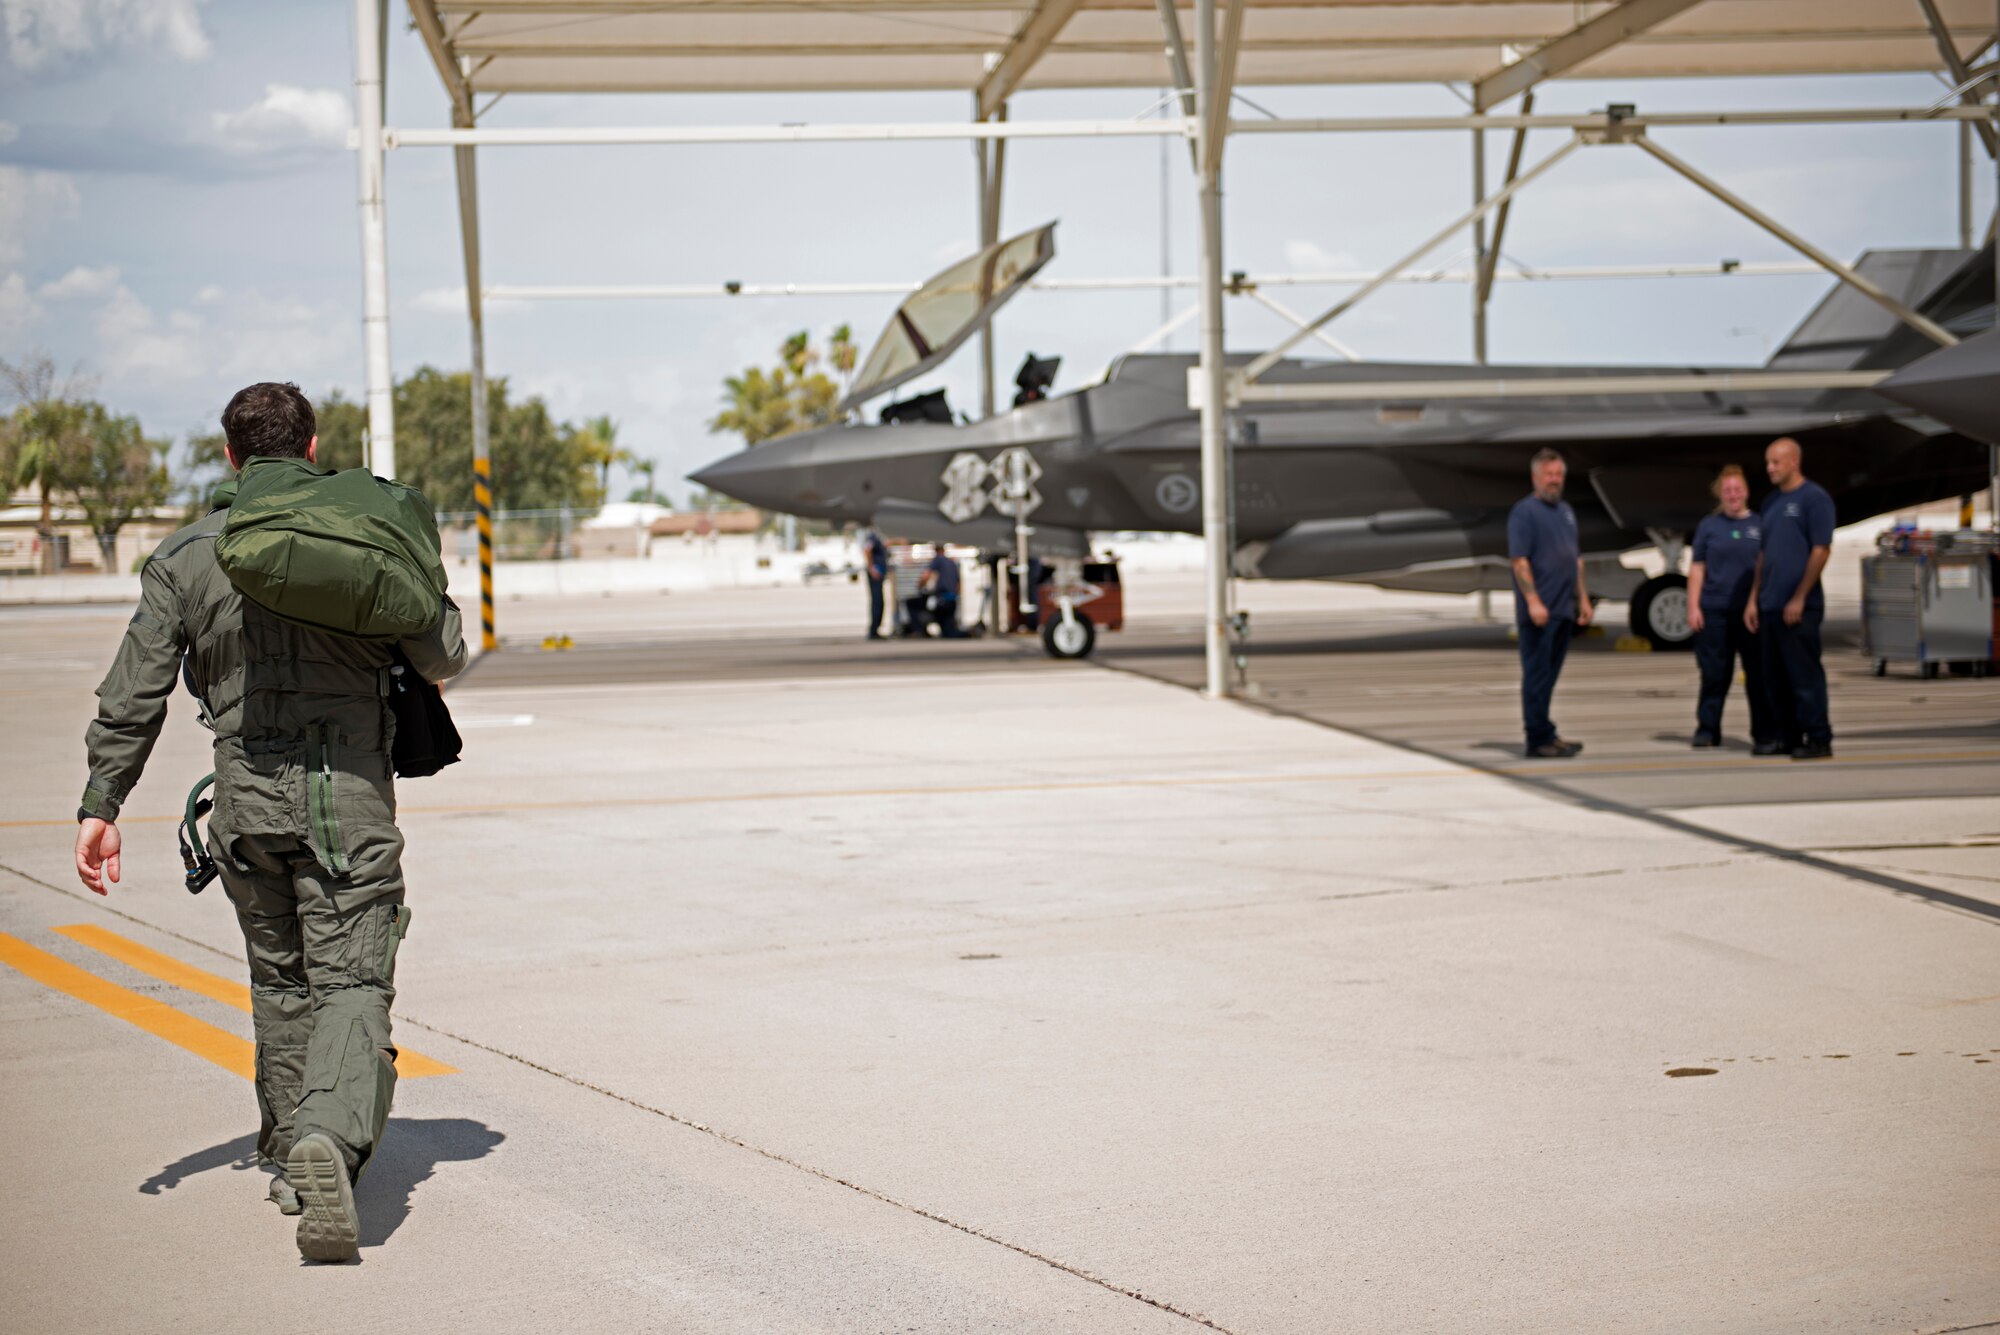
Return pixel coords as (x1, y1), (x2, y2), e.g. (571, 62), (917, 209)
(1629, 573), (1694, 651)
(1042, 611), (1096, 660)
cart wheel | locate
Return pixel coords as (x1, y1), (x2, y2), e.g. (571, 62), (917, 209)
(1871, 659), (1887, 677)
(1948, 661), (1976, 678)
(1042, 610), (1096, 659)
(1921, 661), (1941, 679)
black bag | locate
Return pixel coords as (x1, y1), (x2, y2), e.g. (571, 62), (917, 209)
(387, 648), (462, 778)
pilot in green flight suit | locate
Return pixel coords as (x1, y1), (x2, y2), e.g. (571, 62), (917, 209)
(73, 382), (466, 1262)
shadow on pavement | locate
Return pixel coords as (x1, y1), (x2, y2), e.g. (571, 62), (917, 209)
(139, 1117), (505, 1248)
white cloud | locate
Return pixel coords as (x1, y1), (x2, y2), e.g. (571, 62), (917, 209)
(38, 264), (121, 300)
(1282, 239), (1361, 273)
(2, 0), (210, 70)
(0, 270), (42, 341)
(0, 121), (18, 144)
(17, 266), (356, 401)
(0, 165), (80, 264)
(211, 85), (350, 153)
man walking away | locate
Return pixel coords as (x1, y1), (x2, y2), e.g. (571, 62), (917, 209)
(861, 527), (891, 640)
(1508, 448), (1593, 758)
(1686, 464), (1775, 750)
(73, 383), (467, 1261)
(1746, 436), (1836, 760)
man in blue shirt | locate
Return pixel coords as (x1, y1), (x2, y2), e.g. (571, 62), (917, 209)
(1746, 437), (1836, 759)
(861, 527), (891, 640)
(918, 545), (965, 637)
(1508, 448), (1593, 758)
(1686, 465), (1774, 749)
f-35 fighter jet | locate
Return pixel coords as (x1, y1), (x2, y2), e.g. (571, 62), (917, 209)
(691, 229), (1995, 649)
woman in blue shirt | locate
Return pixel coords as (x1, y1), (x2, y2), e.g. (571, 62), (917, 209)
(1686, 465), (1775, 750)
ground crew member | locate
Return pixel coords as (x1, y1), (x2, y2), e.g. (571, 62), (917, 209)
(861, 527), (891, 640)
(1508, 447), (1593, 758)
(918, 544), (964, 637)
(1686, 464), (1774, 750)
(72, 382), (467, 1262)
(1745, 436), (1835, 760)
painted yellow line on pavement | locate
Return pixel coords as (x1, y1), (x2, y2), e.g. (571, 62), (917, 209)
(0, 931), (254, 1080)
(52, 923), (456, 1078)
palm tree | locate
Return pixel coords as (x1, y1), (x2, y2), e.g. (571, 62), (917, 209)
(828, 324), (858, 395)
(2, 356), (92, 574)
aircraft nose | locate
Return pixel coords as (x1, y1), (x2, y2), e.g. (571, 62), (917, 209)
(687, 441), (805, 513)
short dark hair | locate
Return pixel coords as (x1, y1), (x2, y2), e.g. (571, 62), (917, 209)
(221, 383), (316, 460)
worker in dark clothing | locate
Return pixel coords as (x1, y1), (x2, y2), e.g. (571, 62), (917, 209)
(1508, 447), (1593, 758)
(1686, 464), (1774, 750)
(1746, 436), (1836, 760)
(919, 545), (964, 637)
(861, 528), (891, 640)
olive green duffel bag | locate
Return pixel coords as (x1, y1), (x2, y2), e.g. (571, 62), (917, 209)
(215, 455), (448, 639)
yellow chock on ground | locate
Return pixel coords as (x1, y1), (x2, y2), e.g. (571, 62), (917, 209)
(541, 634), (574, 652)
(1614, 635), (1653, 653)
(1579, 623), (1607, 639)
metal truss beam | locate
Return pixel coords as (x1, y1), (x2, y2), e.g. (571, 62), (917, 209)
(1472, 0), (1705, 112)
(976, 0), (1082, 121)
(383, 105), (1998, 150)
(1631, 135), (1959, 347)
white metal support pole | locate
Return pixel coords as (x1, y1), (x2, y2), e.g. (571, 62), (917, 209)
(1471, 120), (1488, 364)
(354, 0), (395, 479)
(1962, 120), (1976, 249)
(452, 111), (495, 652)
(975, 99), (1007, 420)
(1633, 136), (1960, 347)
(1193, 0), (1231, 698)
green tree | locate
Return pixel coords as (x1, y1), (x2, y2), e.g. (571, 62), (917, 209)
(314, 370), (598, 513)
(709, 328), (848, 449)
(2, 356), (93, 574)
(65, 405), (171, 568)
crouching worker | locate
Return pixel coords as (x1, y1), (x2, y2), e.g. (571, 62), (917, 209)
(73, 382), (467, 1263)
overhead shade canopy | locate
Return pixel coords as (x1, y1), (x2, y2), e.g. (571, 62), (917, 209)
(843, 221), (1057, 411)
(417, 0), (1999, 99)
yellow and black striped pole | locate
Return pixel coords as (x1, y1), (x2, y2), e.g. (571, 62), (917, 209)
(474, 454), (496, 650)
(451, 104), (498, 652)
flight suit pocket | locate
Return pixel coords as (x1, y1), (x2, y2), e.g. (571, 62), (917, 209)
(384, 895), (412, 979)
(300, 1016), (363, 1099)
(303, 724), (349, 878)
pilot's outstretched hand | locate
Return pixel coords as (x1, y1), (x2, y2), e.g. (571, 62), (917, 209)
(76, 817), (121, 896)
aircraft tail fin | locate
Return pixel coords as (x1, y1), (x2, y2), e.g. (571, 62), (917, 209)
(1767, 245), (1992, 372)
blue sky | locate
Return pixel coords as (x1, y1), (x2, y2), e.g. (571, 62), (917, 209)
(1, 0), (1989, 503)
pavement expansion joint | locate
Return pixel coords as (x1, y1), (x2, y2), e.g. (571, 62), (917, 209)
(0, 861), (1235, 1328)
(387, 1012), (1243, 1334)
(1088, 662), (2000, 927)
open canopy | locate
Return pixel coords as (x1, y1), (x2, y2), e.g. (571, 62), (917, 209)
(414, 1), (1998, 105)
(842, 221), (1058, 413)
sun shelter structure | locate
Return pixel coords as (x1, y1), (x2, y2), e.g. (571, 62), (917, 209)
(367, 0), (2000, 689)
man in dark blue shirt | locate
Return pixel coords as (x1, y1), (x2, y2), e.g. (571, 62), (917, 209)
(861, 527), (891, 640)
(1507, 448), (1593, 758)
(918, 545), (965, 637)
(1686, 465), (1774, 749)
(1746, 437), (1836, 759)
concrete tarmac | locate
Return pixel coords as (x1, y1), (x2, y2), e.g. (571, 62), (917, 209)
(2, 579), (1996, 1333)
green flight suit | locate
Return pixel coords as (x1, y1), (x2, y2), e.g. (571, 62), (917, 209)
(81, 479), (467, 1176)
